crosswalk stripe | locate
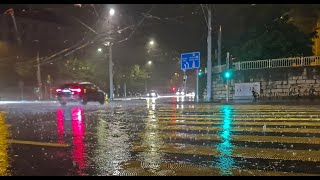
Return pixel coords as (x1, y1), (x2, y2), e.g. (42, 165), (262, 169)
(156, 117), (320, 121)
(8, 140), (70, 148)
(158, 125), (320, 134)
(139, 104), (320, 175)
(156, 113), (320, 117)
(132, 143), (320, 162)
(159, 106), (320, 109)
(158, 110), (320, 114)
(158, 132), (320, 145)
(121, 160), (318, 176)
(158, 107), (320, 110)
(158, 120), (320, 127)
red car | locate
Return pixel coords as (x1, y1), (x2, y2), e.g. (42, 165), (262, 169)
(56, 82), (106, 105)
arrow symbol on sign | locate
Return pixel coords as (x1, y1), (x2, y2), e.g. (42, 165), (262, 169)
(185, 62), (189, 69)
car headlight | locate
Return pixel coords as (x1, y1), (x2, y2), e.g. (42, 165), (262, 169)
(151, 92), (156, 97)
(181, 92), (185, 95)
(147, 93), (150, 96)
(176, 92), (180, 95)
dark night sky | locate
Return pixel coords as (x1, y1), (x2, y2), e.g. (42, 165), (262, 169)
(0, 4), (254, 88)
(1, 4), (241, 62)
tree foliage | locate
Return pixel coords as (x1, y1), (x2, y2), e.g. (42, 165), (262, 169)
(55, 58), (98, 84)
(14, 61), (35, 78)
(230, 8), (317, 61)
(127, 64), (150, 92)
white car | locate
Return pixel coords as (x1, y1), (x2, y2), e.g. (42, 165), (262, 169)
(147, 90), (158, 97)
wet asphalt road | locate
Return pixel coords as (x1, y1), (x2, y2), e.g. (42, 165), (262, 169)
(1, 97), (320, 176)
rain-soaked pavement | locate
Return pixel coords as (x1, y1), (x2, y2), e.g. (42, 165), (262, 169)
(1, 97), (320, 176)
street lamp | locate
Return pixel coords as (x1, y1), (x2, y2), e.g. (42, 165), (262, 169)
(105, 8), (116, 100)
(149, 40), (154, 46)
(148, 61), (152, 65)
(33, 40), (42, 100)
(97, 48), (102, 52)
(109, 8), (115, 16)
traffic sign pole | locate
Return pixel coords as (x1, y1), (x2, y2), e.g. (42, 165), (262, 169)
(183, 70), (187, 95)
(181, 52), (200, 99)
(226, 78), (229, 103)
(196, 69), (199, 102)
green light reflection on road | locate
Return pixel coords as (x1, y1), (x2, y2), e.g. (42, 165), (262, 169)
(216, 105), (235, 176)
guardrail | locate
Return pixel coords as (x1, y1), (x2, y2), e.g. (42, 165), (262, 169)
(213, 56), (320, 73)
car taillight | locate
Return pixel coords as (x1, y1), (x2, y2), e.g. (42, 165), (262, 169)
(71, 88), (81, 93)
(56, 89), (62, 93)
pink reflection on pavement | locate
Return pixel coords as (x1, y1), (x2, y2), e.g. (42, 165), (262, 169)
(56, 109), (65, 144)
(71, 106), (87, 175)
(56, 106), (87, 175)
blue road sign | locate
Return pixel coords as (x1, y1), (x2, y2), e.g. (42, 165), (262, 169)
(181, 52), (200, 70)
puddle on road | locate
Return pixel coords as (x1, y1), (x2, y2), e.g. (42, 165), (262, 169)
(1, 99), (320, 175)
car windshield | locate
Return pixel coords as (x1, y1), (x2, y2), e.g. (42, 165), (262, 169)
(61, 83), (79, 88)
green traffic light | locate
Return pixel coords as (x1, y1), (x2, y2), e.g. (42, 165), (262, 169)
(224, 71), (231, 79)
(225, 72), (230, 78)
(198, 72), (202, 76)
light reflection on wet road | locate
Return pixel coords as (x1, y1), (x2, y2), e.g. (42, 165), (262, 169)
(0, 99), (320, 175)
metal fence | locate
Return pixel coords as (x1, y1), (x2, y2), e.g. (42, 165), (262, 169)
(213, 56), (320, 73)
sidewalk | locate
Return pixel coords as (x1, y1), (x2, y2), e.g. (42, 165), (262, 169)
(113, 97), (146, 101)
(197, 98), (320, 105)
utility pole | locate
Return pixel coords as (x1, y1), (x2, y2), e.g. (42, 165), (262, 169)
(145, 79), (147, 94)
(218, 25), (222, 69)
(109, 43), (114, 101)
(19, 80), (24, 100)
(226, 52), (230, 103)
(206, 5), (212, 101)
(196, 69), (199, 102)
(124, 82), (127, 99)
(183, 70), (187, 95)
(36, 49), (42, 100)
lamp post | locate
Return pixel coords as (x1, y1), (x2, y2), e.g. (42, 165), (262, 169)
(108, 8), (115, 100)
(33, 40), (42, 100)
(109, 42), (114, 100)
(145, 40), (155, 94)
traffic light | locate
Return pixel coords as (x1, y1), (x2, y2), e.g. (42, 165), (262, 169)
(198, 71), (203, 76)
(223, 71), (232, 79)
(228, 61), (232, 70)
(172, 87), (176, 92)
(230, 55), (236, 70)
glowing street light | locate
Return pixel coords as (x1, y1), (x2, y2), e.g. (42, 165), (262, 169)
(97, 48), (102, 52)
(148, 61), (152, 65)
(109, 8), (115, 16)
(149, 40), (154, 46)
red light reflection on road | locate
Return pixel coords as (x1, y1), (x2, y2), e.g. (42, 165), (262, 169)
(56, 109), (65, 144)
(71, 106), (87, 175)
(56, 106), (87, 175)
